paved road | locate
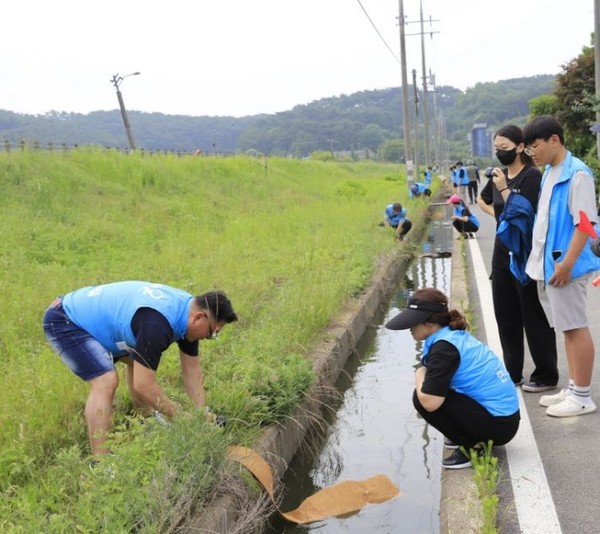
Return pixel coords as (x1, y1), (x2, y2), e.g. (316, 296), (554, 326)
(464, 199), (600, 534)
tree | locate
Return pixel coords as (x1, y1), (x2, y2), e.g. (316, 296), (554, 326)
(355, 123), (385, 152)
(528, 94), (559, 117)
(379, 139), (405, 163)
(553, 45), (596, 156)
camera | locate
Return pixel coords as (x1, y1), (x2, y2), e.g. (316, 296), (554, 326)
(484, 166), (508, 179)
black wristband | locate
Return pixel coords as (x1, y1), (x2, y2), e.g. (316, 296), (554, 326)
(499, 187), (509, 193)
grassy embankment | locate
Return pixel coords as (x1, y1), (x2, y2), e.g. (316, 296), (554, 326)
(0, 148), (434, 532)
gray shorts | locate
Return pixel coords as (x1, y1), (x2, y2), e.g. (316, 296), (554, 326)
(537, 275), (590, 332)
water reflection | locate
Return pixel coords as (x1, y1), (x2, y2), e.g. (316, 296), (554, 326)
(268, 254), (452, 534)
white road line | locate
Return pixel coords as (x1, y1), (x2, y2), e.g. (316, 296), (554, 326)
(468, 238), (562, 534)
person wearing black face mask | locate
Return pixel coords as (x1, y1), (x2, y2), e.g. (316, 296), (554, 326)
(477, 124), (559, 393)
(495, 147), (518, 166)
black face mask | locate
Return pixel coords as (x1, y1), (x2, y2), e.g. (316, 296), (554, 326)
(495, 148), (517, 165)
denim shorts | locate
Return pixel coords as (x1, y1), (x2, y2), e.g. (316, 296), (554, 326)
(43, 298), (115, 381)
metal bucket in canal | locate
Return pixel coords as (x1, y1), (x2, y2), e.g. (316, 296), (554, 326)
(268, 209), (454, 534)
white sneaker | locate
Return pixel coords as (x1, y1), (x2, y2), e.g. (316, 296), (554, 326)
(546, 396), (597, 417)
(539, 388), (568, 407)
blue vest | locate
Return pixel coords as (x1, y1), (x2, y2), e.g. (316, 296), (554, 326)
(62, 281), (193, 356)
(422, 326), (518, 416)
(454, 205), (480, 228)
(459, 166), (469, 185)
(540, 151), (600, 283)
(409, 183), (430, 199)
(385, 204), (407, 226)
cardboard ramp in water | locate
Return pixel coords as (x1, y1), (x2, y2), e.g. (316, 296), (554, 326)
(228, 445), (402, 524)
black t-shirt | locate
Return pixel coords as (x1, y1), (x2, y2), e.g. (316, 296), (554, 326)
(420, 340), (461, 397)
(122, 307), (198, 371)
(480, 165), (542, 269)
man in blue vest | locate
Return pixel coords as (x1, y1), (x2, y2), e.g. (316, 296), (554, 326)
(43, 281), (238, 456)
(409, 182), (432, 199)
(382, 202), (413, 240)
(423, 166), (433, 185)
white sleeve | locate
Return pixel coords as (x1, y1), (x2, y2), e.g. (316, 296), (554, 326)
(569, 170), (598, 225)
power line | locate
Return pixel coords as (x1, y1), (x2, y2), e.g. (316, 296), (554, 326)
(355, 0), (401, 64)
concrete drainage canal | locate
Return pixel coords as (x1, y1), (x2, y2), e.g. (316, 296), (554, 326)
(267, 211), (454, 534)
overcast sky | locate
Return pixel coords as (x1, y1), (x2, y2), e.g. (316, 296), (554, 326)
(1, 0), (594, 118)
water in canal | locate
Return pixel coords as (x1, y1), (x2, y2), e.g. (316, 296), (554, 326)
(268, 216), (453, 534)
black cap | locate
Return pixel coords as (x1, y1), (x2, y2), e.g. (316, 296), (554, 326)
(385, 296), (447, 330)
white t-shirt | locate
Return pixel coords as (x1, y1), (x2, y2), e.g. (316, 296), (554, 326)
(526, 166), (597, 281)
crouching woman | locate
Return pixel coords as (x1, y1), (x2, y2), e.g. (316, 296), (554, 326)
(385, 288), (520, 469)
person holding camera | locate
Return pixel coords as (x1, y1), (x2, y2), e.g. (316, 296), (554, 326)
(477, 124), (559, 393)
(385, 288), (520, 469)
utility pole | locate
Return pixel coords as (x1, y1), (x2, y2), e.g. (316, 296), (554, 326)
(110, 72), (140, 151)
(405, 5), (439, 173)
(419, 0), (430, 167)
(429, 70), (439, 169)
(328, 138), (335, 160)
(412, 68), (420, 181)
(398, 0), (412, 183)
(595, 0), (600, 157)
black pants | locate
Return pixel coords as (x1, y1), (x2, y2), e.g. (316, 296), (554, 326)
(413, 389), (520, 449)
(491, 267), (559, 385)
(467, 181), (478, 203)
(393, 219), (412, 237)
(452, 219), (478, 234)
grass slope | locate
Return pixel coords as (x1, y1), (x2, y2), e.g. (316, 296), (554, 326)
(0, 148), (433, 531)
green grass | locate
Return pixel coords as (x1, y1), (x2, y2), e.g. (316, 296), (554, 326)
(0, 148), (435, 531)
(468, 441), (500, 534)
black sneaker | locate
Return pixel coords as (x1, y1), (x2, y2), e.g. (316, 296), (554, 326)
(468, 233), (475, 239)
(442, 449), (472, 469)
(443, 437), (459, 450)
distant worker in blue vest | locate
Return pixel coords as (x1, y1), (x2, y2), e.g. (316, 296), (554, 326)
(43, 281), (239, 456)
(381, 202), (412, 240)
(465, 160), (481, 205)
(385, 288), (520, 469)
(423, 166), (433, 185)
(446, 194), (480, 239)
(409, 182), (432, 199)
(449, 164), (459, 193)
(523, 115), (600, 417)
(455, 161), (469, 198)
